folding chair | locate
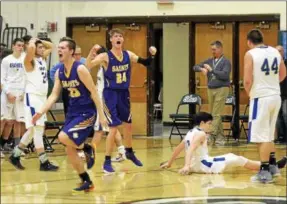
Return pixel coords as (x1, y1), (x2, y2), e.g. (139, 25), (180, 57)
(26, 110), (64, 153)
(45, 110), (65, 146)
(239, 104), (249, 142)
(169, 94), (202, 139)
(221, 95), (236, 142)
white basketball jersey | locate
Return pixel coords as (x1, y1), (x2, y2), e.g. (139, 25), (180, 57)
(184, 127), (209, 169)
(0, 54), (25, 92)
(248, 46), (281, 99)
(25, 57), (48, 96)
(97, 66), (105, 93)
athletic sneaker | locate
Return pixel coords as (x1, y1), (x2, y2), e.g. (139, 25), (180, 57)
(1, 151), (5, 158)
(277, 156), (287, 169)
(269, 165), (281, 177)
(78, 151), (86, 161)
(40, 160), (59, 171)
(103, 159), (115, 174)
(3, 143), (13, 153)
(9, 155), (25, 170)
(111, 153), (126, 162)
(72, 181), (94, 193)
(83, 144), (95, 169)
(126, 151), (143, 166)
(251, 170), (273, 183)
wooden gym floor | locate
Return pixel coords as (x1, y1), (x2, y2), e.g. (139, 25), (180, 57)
(1, 137), (286, 204)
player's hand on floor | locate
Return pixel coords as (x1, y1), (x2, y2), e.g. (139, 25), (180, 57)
(160, 161), (171, 169)
(178, 165), (190, 175)
(32, 112), (43, 125)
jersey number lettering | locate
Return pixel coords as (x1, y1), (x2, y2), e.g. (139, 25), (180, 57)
(185, 140), (190, 150)
(68, 88), (81, 98)
(116, 72), (127, 84)
(42, 72), (47, 84)
(261, 58), (278, 75)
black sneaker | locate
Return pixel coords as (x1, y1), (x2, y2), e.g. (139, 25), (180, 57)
(40, 160), (59, 171)
(9, 155), (25, 170)
(277, 156), (287, 169)
(72, 181), (94, 194)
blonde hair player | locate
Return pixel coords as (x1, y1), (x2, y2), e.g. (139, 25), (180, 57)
(84, 46), (126, 163)
(86, 28), (157, 173)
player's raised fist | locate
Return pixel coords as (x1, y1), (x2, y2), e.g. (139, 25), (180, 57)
(93, 44), (102, 52)
(149, 46), (157, 56)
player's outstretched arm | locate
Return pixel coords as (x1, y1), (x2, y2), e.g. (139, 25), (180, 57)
(24, 38), (37, 72)
(160, 141), (185, 169)
(32, 70), (62, 124)
(243, 52), (254, 96)
(41, 40), (54, 59)
(279, 58), (287, 82)
(77, 65), (108, 129)
(179, 132), (205, 175)
(128, 46), (157, 67)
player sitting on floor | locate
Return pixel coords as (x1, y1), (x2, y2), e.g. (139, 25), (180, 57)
(160, 112), (287, 181)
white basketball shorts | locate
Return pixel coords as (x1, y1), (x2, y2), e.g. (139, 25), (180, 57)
(191, 153), (248, 174)
(24, 93), (47, 129)
(1, 91), (25, 122)
(248, 95), (281, 143)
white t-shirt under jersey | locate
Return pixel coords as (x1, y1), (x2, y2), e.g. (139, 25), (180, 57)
(25, 57), (48, 96)
(1, 53), (25, 94)
(248, 46), (281, 99)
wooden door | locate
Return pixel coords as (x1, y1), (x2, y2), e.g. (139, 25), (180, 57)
(72, 25), (107, 84)
(111, 24), (148, 135)
(195, 23), (233, 114)
(239, 22), (279, 113)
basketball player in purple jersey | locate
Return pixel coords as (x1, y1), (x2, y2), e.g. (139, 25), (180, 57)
(32, 37), (108, 192)
(86, 28), (157, 173)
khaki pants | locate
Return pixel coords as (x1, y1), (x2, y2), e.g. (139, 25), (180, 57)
(208, 87), (229, 141)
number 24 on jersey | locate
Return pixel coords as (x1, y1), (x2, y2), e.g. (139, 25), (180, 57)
(116, 72), (127, 84)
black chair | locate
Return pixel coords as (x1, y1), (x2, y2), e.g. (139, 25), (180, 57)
(169, 94), (202, 139)
(45, 110), (65, 147)
(239, 104), (249, 142)
(221, 95), (236, 142)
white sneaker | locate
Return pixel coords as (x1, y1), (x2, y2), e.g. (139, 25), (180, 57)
(1, 151), (5, 158)
(111, 153), (126, 162)
(78, 151), (86, 161)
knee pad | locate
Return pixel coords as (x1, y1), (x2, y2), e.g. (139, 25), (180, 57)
(33, 126), (44, 149)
